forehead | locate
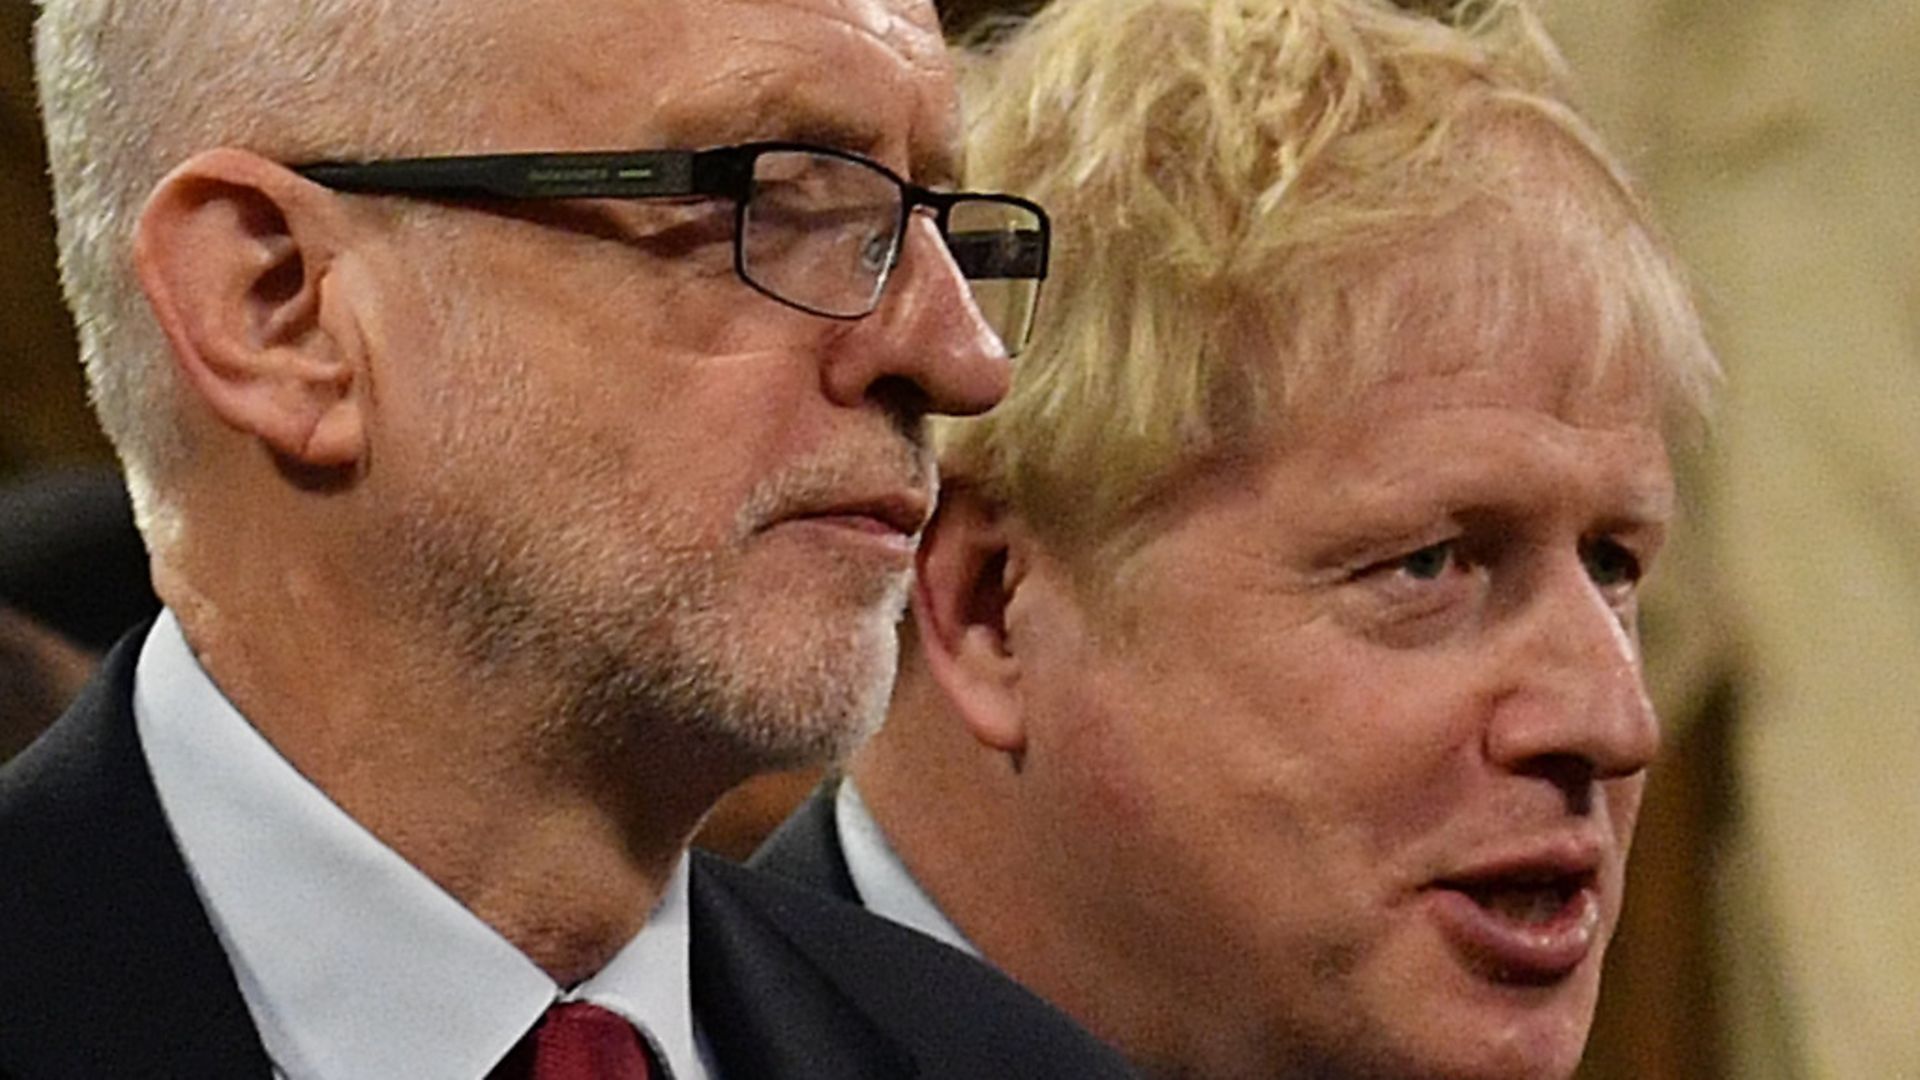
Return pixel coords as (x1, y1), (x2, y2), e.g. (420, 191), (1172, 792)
(1243, 109), (1716, 439)
(1249, 243), (1678, 535)
(1100, 360), (1677, 619)
(481, 0), (959, 178)
(1286, 369), (1673, 510)
(1138, 190), (1683, 553)
(1285, 188), (1672, 435)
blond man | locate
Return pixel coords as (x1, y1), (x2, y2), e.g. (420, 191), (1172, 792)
(755, 0), (1718, 1076)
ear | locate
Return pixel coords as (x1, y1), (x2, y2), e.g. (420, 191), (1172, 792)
(911, 484), (1029, 755)
(133, 148), (367, 468)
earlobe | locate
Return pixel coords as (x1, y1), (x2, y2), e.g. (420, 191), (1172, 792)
(134, 148), (367, 469)
(912, 485), (1028, 754)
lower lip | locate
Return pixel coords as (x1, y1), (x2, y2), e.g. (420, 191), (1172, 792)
(1424, 884), (1602, 985)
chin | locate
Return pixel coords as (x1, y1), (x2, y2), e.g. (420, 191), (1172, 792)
(1413, 998), (1597, 1080)
(1323, 967), (1600, 1080)
(685, 584), (903, 769)
(1320, 1039), (1586, 1080)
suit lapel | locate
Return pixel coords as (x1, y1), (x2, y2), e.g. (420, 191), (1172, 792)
(745, 781), (860, 902)
(0, 628), (271, 1078)
(688, 854), (917, 1080)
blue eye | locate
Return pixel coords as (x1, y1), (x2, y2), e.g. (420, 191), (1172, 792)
(858, 230), (895, 274)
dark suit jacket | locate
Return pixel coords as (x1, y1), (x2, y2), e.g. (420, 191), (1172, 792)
(0, 633), (1135, 1079)
(749, 782), (862, 905)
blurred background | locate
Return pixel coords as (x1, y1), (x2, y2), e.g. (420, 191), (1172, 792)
(4, 1), (1916, 1075)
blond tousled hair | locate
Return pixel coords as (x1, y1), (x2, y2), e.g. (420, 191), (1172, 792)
(942, 0), (1718, 562)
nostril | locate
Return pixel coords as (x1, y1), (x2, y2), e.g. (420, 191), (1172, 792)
(867, 377), (931, 443)
(1512, 754), (1596, 815)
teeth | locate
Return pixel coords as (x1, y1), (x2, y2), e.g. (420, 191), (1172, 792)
(1478, 886), (1567, 923)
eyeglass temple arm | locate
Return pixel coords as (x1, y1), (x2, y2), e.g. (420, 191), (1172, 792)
(293, 151), (710, 200)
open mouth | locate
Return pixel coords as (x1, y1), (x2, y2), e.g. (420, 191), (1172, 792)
(1427, 867), (1603, 984)
(1449, 871), (1593, 927)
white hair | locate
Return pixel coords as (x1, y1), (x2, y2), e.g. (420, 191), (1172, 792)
(34, 0), (497, 543)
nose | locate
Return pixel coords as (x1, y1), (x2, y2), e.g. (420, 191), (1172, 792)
(1485, 560), (1661, 786)
(819, 212), (1012, 416)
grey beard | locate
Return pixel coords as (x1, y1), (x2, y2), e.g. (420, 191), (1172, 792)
(381, 464), (912, 777)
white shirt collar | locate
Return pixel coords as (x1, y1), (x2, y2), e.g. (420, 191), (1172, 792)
(134, 610), (713, 1080)
(835, 779), (979, 958)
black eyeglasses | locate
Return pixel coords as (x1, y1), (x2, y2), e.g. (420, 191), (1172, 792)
(293, 141), (1050, 355)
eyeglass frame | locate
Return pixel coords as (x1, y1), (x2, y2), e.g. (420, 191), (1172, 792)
(290, 140), (1050, 341)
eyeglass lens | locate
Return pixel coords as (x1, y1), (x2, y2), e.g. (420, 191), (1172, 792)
(740, 150), (899, 319)
(946, 198), (1043, 357)
(738, 149), (1043, 354)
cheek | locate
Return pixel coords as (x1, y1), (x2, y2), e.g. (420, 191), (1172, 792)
(1024, 653), (1415, 997)
(424, 213), (747, 364)
(1017, 640), (1154, 824)
(1605, 773), (1647, 852)
(392, 215), (849, 475)
(1323, 669), (1490, 848)
(1027, 631), (1373, 885)
(1186, 627), (1490, 860)
(1010, 593), (1206, 854)
(464, 324), (810, 510)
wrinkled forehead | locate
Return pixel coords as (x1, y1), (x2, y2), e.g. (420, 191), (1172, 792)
(1275, 135), (1711, 438)
(482, 0), (961, 180)
(1344, 209), (1656, 423)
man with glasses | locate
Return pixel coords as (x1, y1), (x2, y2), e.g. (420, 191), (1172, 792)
(0, 0), (1127, 1077)
(292, 144), (1048, 346)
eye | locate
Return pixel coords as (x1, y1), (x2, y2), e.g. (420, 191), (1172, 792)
(1580, 537), (1642, 590)
(1389, 539), (1461, 582)
(1346, 537), (1480, 645)
(857, 229), (896, 274)
(1352, 537), (1474, 596)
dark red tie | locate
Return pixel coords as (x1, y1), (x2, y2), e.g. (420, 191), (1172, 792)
(492, 1002), (658, 1080)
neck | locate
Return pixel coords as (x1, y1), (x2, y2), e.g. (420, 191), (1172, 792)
(162, 554), (737, 985)
(855, 688), (1186, 1075)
